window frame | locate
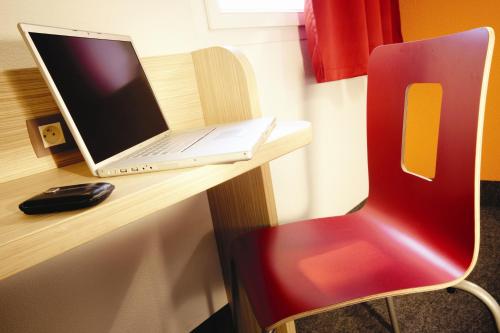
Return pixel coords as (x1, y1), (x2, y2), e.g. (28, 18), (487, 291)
(204, 0), (304, 30)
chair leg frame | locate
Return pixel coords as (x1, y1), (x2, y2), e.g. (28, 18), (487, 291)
(235, 277), (499, 333)
(386, 297), (401, 333)
(453, 280), (500, 331)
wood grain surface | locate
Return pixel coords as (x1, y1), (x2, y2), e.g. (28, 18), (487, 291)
(0, 121), (311, 282)
(193, 47), (297, 333)
(0, 53), (204, 183)
(1, 46), (309, 333)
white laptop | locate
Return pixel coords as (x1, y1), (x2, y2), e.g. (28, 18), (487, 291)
(18, 23), (275, 177)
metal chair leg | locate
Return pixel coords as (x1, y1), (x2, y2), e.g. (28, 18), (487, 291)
(454, 280), (500, 331)
(386, 297), (401, 333)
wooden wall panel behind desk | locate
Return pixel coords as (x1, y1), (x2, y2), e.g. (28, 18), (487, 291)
(0, 53), (205, 183)
(142, 54), (205, 131)
(0, 68), (82, 183)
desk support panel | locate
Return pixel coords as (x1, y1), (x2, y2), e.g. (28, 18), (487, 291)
(192, 47), (295, 333)
(208, 165), (275, 333)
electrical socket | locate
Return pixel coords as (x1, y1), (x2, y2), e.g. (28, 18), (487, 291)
(26, 114), (78, 158)
(38, 122), (66, 148)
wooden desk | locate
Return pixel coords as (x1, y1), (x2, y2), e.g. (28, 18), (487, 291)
(0, 46), (311, 333)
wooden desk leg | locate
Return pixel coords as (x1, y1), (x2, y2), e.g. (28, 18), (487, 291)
(207, 164), (295, 333)
(193, 46), (295, 333)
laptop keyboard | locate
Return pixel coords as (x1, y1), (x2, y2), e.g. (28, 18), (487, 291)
(129, 129), (214, 158)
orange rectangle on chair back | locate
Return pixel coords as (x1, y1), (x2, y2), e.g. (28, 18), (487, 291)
(402, 83), (443, 180)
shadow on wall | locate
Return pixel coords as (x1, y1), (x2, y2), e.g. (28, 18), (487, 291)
(0, 216), (149, 333)
(169, 233), (222, 314)
(0, 193), (226, 333)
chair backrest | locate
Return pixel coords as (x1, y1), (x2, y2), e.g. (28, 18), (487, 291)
(364, 28), (494, 274)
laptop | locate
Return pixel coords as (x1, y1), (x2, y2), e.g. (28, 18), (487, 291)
(18, 23), (275, 177)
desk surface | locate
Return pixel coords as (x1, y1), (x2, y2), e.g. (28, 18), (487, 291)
(0, 121), (311, 281)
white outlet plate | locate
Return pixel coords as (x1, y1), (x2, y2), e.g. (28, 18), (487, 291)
(38, 122), (66, 148)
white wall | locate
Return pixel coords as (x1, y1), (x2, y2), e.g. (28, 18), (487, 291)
(243, 41), (368, 220)
(0, 0), (368, 331)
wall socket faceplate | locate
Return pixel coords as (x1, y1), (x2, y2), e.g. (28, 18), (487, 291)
(38, 122), (67, 148)
(26, 114), (78, 158)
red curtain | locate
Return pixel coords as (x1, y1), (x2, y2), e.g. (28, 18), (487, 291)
(304, 0), (403, 83)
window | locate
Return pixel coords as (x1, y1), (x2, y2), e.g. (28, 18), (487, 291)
(216, 0), (304, 12)
(205, 0), (305, 29)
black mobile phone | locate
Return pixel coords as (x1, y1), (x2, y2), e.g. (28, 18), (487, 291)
(19, 183), (115, 215)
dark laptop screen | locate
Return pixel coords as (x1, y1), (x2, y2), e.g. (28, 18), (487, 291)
(29, 32), (168, 163)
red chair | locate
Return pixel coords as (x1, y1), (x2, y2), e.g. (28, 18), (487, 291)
(232, 28), (499, 333)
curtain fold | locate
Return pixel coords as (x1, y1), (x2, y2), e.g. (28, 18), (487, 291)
(304, 0), (403, 83)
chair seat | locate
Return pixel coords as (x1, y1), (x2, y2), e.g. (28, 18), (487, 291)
(233, 208), (466, 329)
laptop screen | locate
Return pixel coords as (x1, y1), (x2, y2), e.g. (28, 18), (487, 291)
(29, 32), (168, 163)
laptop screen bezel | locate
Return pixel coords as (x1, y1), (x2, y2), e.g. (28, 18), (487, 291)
(18, 23), (170, 175)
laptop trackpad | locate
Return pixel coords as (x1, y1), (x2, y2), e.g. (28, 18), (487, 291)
(186, 127), (257, 155)
(212, 128), (248, 140)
